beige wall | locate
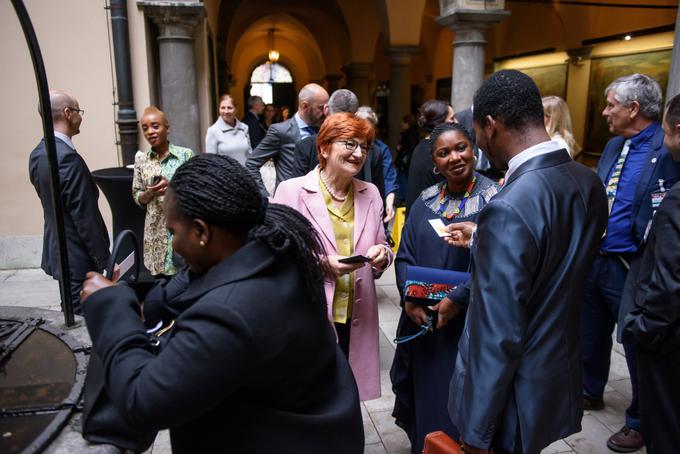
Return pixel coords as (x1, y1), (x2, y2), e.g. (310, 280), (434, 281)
(0, 0), (121, 237)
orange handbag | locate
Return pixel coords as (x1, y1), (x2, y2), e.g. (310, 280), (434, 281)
(422, 431), (462, 454)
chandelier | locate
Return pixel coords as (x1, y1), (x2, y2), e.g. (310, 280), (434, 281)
(268, 28), (279, 63)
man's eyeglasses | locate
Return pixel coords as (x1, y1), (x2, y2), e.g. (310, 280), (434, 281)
(336, 139), (369, 154)
(66, 107), (84, 115)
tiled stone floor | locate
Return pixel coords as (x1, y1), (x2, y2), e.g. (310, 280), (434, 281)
(0, 267), (643, 453)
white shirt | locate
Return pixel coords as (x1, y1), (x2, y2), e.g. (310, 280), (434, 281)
(504, 140), (560, 183)
(294, 113), (314, 140)
(54, 131), (75, 150)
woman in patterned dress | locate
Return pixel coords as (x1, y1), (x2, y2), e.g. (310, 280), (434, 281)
(132, 106), (194, 277)
(390, 122), (499, 453)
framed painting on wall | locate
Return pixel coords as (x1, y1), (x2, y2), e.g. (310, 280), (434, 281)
(584, 49), (672, 156)
(520, 64), (568, 99)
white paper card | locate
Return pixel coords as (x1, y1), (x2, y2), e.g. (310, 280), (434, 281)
(428, 218), (450, 237)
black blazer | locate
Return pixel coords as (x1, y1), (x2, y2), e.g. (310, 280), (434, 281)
(245, 117), (301, 193)
(291, 135), (386, 199)
(449, 150), (608, 453)
(28, 137), (110, 280)
(242, 110), (266, 148)
(624, 182), (680, 354)
(83, 240), (364, 453)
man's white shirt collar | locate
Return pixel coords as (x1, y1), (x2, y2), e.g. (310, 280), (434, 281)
(504, 140), (559, 183)
(294, 113), (313, 139)
(54, 131), (75, 151)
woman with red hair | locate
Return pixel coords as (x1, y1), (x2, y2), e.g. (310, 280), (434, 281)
(274, 112), (393, 400)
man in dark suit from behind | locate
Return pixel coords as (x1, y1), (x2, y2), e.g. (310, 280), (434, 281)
(446, 70), (608, 453)
(245, 83), (328, 194)
(29, 90), (110, 314)
(242, 95), (266, 148)
(622, 93), (680, 454)
(581, 73), (680, 453)
(290, 89), (385, 199)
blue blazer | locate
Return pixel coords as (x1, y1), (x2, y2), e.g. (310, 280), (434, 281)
(449, 150), (608, 453)
(596, 126), (680, 246)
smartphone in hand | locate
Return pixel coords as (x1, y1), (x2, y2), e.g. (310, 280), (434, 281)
(338, 255), (371, 264)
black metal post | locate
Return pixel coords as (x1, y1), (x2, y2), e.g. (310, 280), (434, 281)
(11, 0), (75, 326)
(109, 0), (138, 165)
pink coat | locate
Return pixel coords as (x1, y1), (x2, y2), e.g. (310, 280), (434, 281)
(274, 168), (393, 400)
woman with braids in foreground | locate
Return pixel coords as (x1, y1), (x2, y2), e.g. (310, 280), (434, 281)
(80, 154), (364, 453)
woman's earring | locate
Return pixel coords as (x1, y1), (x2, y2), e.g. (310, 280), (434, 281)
(433, 166), (440, 175)
(199, 240), (205, 247)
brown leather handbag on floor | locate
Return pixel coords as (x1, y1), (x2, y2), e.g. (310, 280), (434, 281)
(422, 431), (462, 454)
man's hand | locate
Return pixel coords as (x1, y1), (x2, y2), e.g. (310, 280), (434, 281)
(444, 221), (477, 248)
(429, 296), (461, 329)
(366, 245), (388, 270)
(384, 193), (396, 223)
(404, 301), (430, 326)
(81, 271), (116, 303)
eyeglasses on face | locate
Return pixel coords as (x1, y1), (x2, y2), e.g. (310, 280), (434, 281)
(335, 139), (369, 154)
(66, 107), (84, 115)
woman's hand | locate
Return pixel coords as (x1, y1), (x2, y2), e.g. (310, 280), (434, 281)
(325, 255), (365, 278)
(404, 301), (430, 327)
(383, 193), (396, 223)
(366, 244), (388, 270)
(429, 296), (461, 329)
(443, 221), (477, 248)
(80, 272), (116, 303)
(139, 176), (169, 205)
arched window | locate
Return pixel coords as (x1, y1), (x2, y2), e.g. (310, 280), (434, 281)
(249, 62), (293, 104)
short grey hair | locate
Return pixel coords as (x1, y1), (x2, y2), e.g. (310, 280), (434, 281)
(355, 106), (378, 126)
(247, 95), (263, 110)
(605, 73), (662, 120)
(328, 89), (358, 115)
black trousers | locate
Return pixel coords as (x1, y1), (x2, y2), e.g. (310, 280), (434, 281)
(334, 322), (351, 358)
(636, 342), (680, 453)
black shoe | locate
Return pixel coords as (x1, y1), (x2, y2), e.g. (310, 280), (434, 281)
(583, 397), (604, 411)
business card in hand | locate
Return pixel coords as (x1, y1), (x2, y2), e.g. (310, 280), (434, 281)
(428, 218), (451, 238)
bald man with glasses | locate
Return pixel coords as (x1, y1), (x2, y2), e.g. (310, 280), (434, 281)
(29, 89), (110, 315)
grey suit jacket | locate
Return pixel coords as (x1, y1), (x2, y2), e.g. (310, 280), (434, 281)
(449, 150), (608, 453)
(245, 117), (301, 193)
(28, 137), (110, 280)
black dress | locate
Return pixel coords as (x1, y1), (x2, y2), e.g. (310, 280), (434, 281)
(390, 174), (498, 454)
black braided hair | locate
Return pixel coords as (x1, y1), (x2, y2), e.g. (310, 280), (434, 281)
(169, 154), (328, 307)
(429, 122), (473, 155)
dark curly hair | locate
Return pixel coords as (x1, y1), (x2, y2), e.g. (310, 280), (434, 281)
(472, 70), (544, 132)
(168, 154), (327, 308)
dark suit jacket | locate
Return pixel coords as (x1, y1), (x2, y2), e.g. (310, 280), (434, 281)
(28, 137), (110, 280)
(449, 150), (608, 453)
(623, 182), (680, 354)
(245, 117), (301, 193)
(596, 126), (680, 246)
(83, 240), (364, 454)
(291, 135), (386, 199)
(242, 110), (266, 148)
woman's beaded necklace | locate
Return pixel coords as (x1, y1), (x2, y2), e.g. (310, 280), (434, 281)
(320, 170), (348, 202)
(437, 176), (476, 220)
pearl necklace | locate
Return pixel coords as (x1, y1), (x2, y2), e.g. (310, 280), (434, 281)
(319, 170), (348, 202)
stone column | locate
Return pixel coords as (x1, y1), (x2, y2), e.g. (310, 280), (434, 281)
(667, 5), (680, 99)
(324, 74), (343, 94)
(138, 1), (205, 154)
(343, 63), (374, 106)
(387, 47), (418, 152)
(437, 9), (509, 111)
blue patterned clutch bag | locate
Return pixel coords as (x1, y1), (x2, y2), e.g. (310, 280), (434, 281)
(404, 265), (470, 305)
